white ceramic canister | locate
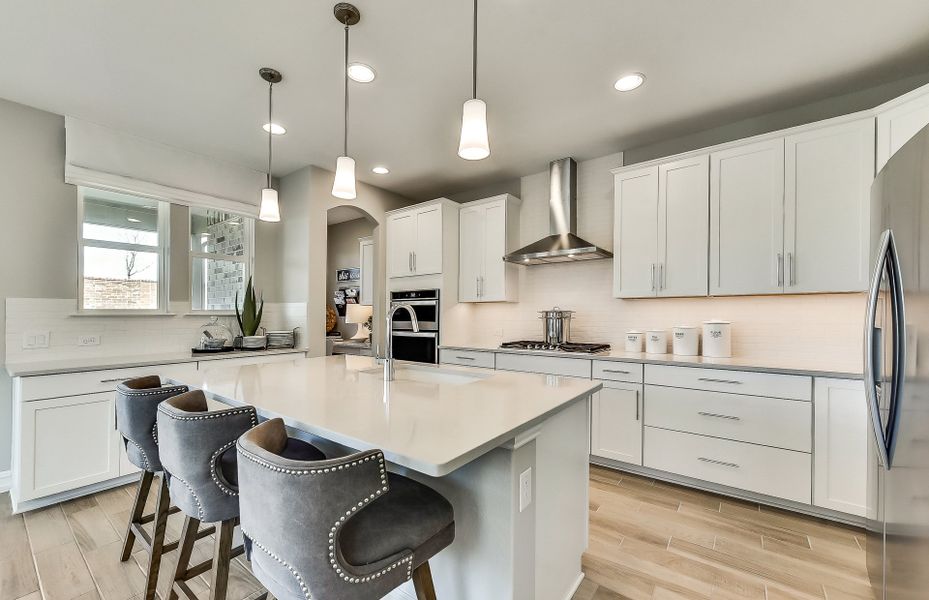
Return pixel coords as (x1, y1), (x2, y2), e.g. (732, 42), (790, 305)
(625, 330), (644, 352)
(672, 326), (699, 356)
(646, 330), (668, 354)
(702, 320), (732, 357)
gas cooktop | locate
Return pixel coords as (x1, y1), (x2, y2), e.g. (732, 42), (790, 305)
(499, 341), (611, 354)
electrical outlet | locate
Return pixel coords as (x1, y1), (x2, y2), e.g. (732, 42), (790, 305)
(519, 467), (532, 512)
(78, 334), (101, 346)
(22, 330), (50, 350)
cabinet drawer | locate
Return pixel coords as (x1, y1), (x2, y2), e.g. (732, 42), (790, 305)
(644, 427), (811, 504)
(645, 364), (811, 401)
(495, 353), (591, 378)
(19, 362), (199, 402)
(592, 360), (643, 383)
(645, 385), (811, 452)
(440, 349), (495, 369)
(198, 352), (305, 370)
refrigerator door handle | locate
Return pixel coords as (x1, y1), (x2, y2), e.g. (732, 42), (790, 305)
(885, 229), (907, 467)
(864, 230), (892, 469)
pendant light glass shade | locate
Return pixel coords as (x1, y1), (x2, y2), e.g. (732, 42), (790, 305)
(332, 156), (357, 199)
(458, 98), (490, 160)
(259, 188), (281, 222)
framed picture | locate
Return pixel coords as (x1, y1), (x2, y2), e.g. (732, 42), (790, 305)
(337, 268), (361, 282)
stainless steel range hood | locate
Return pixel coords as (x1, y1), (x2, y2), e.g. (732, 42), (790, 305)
(503, 158), (613, 265)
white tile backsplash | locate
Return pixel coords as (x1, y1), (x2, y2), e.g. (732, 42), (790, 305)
(5, 298), (306, 365)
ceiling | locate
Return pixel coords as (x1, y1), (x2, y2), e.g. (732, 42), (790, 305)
(2, 1), (929, 201)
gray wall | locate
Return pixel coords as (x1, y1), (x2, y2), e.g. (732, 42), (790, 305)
(326, 218), (375, 337)
(446, 178), (521, 204)
(0, 99), (78, 472)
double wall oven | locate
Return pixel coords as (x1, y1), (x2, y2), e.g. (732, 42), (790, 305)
(389, 289), (440, 364)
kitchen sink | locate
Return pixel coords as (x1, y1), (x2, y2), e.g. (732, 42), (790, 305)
(359, 364), (491, 385)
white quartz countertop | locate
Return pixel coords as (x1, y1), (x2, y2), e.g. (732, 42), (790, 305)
(175, 355), (601, 477)
(4, 347), (308, 377)
(441, 344), (863, 379)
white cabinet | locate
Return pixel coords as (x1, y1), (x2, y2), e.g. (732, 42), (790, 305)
(784, 118), (874, 293)
(590, 381), (642, 465)
(710, 138), (786, 295)
(877, 83), (929, 171)
(458, 194), (520, 302)
(18, 392), (120, 502)
(813, 378), (868, 517)
(386, 201), (454, 278)
(613, 156), (708, 298)
(359, 236), (374, 306)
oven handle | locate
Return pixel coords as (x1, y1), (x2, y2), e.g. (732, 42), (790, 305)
(391, 331), (438, 338)
(390, 299), (438, 306)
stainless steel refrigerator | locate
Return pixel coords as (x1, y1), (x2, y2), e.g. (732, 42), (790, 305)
(865, 123), (929, 600)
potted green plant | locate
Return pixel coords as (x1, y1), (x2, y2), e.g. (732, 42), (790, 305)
(235, 276), (266, 349)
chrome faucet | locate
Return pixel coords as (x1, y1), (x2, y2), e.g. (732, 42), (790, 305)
(384, 303), (419, 381)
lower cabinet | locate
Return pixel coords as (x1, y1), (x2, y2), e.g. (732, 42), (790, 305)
(18, 392), (121, 502)
(590, 381), (643, 465)
(812, 378), (868, 517)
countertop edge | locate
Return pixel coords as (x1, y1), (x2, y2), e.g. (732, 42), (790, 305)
(439, 345), (863, 380)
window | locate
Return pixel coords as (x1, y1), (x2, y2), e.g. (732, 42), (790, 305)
(79, 188), (169, 311)
(189, 207), (254, 312)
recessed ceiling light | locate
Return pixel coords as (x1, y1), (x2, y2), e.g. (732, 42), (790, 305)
(614, 72), (646, 92)
(347, 63), (376, 83)
(127, 217), (141, 223)
(262, 123), (286, 135)
(372, 166), (389, 175)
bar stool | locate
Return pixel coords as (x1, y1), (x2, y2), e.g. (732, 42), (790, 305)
(116, 375), (196, 600)
(157, 391), (326, 600)
(236, 418), (456, 600)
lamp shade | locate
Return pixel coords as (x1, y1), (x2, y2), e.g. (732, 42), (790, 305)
(458, 98), (490, 160)
(332, 156), (357, 200)
(345, 303), (373, 340)
(259, 188), (280, 222)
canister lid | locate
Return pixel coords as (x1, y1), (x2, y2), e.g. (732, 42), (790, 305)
(626, 330), (644, 334)
(703, 319), (731, 324)
(673, 325), (698, 329)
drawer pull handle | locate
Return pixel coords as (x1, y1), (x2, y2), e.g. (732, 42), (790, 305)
(99, 378), (124, 383)
(697, 377), (743, 385)
(698, 411), (741, 421)
(455, 356), (476, 361)
(602, 369), (631, 375)
(698, 457), (740, 469)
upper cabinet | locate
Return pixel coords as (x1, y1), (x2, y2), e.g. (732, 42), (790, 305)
(877, 84), (929, 172)
(710, 138), (785, 295)
(359, 236), (374, 306)
(386, 200), (452, 279)
(459, 194), (521, 302)
(612, 155), (708, 298)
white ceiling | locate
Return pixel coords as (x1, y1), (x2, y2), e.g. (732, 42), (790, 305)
(2, 1), (929, 200)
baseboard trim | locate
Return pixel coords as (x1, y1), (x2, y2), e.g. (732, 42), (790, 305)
(563, 572), (586, 600)
(11, 473), (139, 514)
(0, 470), (11, 494)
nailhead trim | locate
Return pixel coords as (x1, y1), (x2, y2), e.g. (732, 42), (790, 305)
(124, 438), (151, 471)
(210, 440), (239, 496)
(119, 385), (188, 398)
(170, 473), (203, 520)
(152, 423), (159, 445)
(241, 530), (312, 600)
(157, 405), (258, 426)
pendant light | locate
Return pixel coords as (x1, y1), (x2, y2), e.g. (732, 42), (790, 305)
(458, 0), (490, 160)
(332, 3), (360, 200)
(258, 67), (282, 222)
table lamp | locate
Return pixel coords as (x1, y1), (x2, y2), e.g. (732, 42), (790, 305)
(344, 303), (373, 341)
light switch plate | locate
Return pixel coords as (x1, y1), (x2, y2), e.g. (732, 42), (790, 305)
(22, 330), (50, 349)
(519, 467), (532, 512)
(78, 334), (102, 346)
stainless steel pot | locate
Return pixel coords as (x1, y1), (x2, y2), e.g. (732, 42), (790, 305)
(539, 307), (574, 345)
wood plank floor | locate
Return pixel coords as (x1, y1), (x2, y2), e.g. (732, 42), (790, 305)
(572, 466), (873, 600)
(0, 466), (872, 600)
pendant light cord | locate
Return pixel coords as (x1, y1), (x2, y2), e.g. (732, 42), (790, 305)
(267, 80), (273, 188)
(472, 0), (478, 99)
(343, 23), (350, 157)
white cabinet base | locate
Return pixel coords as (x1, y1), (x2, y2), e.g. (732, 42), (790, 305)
(813, 378), (868, 517)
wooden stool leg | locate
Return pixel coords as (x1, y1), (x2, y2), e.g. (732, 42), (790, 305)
(168, 515), (200, 600)
(412, 561), (437, 600)
(121, 470), (154, 561)
(209, 519), (236, 600)
(142, 474), (171, 600)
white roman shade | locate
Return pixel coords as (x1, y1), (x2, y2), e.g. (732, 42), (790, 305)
(65, 116), (266, 216)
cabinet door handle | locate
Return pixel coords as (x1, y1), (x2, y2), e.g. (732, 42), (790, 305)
(455, 356), (476, 361)
(776, 253), (784, 287)
(635, 390), (640, 421)
(697, 377), (743, 385)
(602, 368), (630, 375)
(787, 252), (795, 286)
(414, 251), (417, 272)
(698, 457), (740, 468)
(698, 411), (741, 421)
(408, 252), (412, 272)
(100, 377), (124, 384)
(659, 263), (664, 290)
(651, 263), (656, 291)
(476, 277), (480, 298)
(479, 276), (483, 298)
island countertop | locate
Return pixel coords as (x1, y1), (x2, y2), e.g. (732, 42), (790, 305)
(176, 354), (601, 477)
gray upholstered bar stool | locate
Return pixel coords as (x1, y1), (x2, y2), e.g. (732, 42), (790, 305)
(116, 375), (195, 600)
(157, 390), (326, 600)
(237, 418), (456, 600)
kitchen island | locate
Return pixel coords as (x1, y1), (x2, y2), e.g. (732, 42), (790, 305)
(178, 354), (601, 600)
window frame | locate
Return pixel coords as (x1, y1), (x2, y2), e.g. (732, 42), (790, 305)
(187, 207), (255, 315)
(77, 186), (171, 314)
